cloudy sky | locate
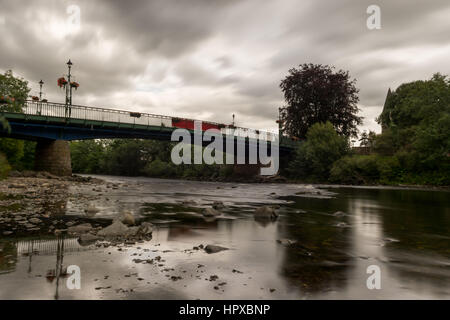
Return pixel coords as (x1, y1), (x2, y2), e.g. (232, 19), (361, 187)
(1, 0), (449, 135)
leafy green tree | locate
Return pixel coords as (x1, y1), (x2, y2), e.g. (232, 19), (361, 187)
(280, 63), (362, 139)
(0, 70), (30, 167)
(0, 153), (11, 180)
(288, 122), (349, 180)
(71, 140), (107, 174)
(377, 73), (450, 173)
(0, 70), (29, 113)
(0, 138), (24, 166)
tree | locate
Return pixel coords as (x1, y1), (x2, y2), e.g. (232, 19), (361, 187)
(376, 73), (450, 171)
(71, 140), (107, 174)
(280, 63), (362, 139)
(287, 122), (349, 180)
(0, 70), (29, 112)
(378, 73), (450, 130)
(0, 70), (30, 168)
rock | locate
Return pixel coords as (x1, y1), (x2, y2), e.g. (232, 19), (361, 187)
(97, 220), (129, 237)
(28, 218), (42, 224)
(277, 239), (297, 246)
(68, 223), (93, 234)
(121, 211), (135, 226)
(209, 275), (219, 281)
(212, 201), (225, 210)
(336, 222), (348, 228)
(137, 222), (153, 235)
(85, 206), (100, 216)
(333, 211), (346, 217)
(78, 233), (100, 244)
(204, 245), (228, 254)
(254, 206), (278, 220)
(125, 226), (139, 237)
(202, 207), (221, 217)
(8, 183), (27, 189)
(3, 231), (13, 236)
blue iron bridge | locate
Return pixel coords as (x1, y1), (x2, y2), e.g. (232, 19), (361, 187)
(0, 100), (299, 153)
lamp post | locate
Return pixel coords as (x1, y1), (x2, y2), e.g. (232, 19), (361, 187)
(37, 80), (44, 115)
(63, 59), (74, 118)
(39, 80), (44, 101)
(66, 59), (73, 106)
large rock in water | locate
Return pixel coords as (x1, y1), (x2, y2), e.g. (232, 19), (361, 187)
(97, 220), (129, 237)
(138, 222), (153, 235)
(254, 206), (278, 220)
(68, 223), (93, 234)
(202, 207), (221, 217)
(204, 245), (228, 254)
(78, 233), (101, 245)
(121, 211), (135, 226)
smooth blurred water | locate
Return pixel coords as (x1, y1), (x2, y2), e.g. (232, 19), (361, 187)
(0, 176), (449, 299)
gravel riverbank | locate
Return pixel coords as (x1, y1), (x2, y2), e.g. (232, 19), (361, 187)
(0, 172), (110, 237)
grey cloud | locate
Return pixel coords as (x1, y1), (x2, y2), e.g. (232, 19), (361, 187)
(0, 0), (449, 133)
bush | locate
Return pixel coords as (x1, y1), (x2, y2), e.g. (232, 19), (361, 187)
(288, 122), (349, 180)
(0, 153), (11, 180)
(377, 156), (402, 183)
(330, 155), (379, 184)
(143, 159), (177, 177)
(0, 138), (24, 166)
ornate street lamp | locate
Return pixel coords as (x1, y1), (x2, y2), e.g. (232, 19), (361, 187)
(66, 59), (73, 106)
(57, 59), (79, 117)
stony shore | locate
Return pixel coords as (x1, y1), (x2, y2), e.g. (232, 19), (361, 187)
(0, 171), (111, 237)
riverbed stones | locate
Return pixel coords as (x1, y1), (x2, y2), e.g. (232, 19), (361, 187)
(28, 217), (42, 224)
(204, 244), (228, 254)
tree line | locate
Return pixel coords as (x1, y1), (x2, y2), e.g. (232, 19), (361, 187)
(0, 66), (449, 185)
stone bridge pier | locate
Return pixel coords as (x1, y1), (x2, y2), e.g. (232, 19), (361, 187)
(34, 140), (72, 176)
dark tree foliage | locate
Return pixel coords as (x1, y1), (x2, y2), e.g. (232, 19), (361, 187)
(280, 63), (362, 139)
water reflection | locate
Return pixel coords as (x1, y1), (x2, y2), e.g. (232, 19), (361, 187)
(0, 178), (449, 299)
(281, 188), (450, 298)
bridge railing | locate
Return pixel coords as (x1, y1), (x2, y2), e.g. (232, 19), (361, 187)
(19, 100), (283, 142)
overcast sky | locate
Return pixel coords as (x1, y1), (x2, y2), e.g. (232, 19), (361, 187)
(1, 0), (449, 135)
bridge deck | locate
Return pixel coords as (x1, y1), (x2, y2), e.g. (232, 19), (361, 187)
(1, 100), (299, 150)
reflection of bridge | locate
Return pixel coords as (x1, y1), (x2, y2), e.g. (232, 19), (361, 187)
(17, 237), (91, 256)
(1, 100), (299, 175)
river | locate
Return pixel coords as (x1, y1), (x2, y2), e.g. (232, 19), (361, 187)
(0, 175), (449, 299)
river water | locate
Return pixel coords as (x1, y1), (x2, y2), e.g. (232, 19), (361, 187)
(0, 176), (449, 299)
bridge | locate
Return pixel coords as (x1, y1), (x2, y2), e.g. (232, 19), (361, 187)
(1, 100), (299, 176)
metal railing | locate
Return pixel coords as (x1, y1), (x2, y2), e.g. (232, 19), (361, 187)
(6, 100), (296, 144)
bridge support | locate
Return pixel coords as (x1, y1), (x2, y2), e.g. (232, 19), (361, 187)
(34, 140), (72, 176)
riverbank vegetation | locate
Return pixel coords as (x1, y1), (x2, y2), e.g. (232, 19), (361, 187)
(0, 70), (32, 178)
(284, 72), (450, 186)
(70, 139), (235, 180)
